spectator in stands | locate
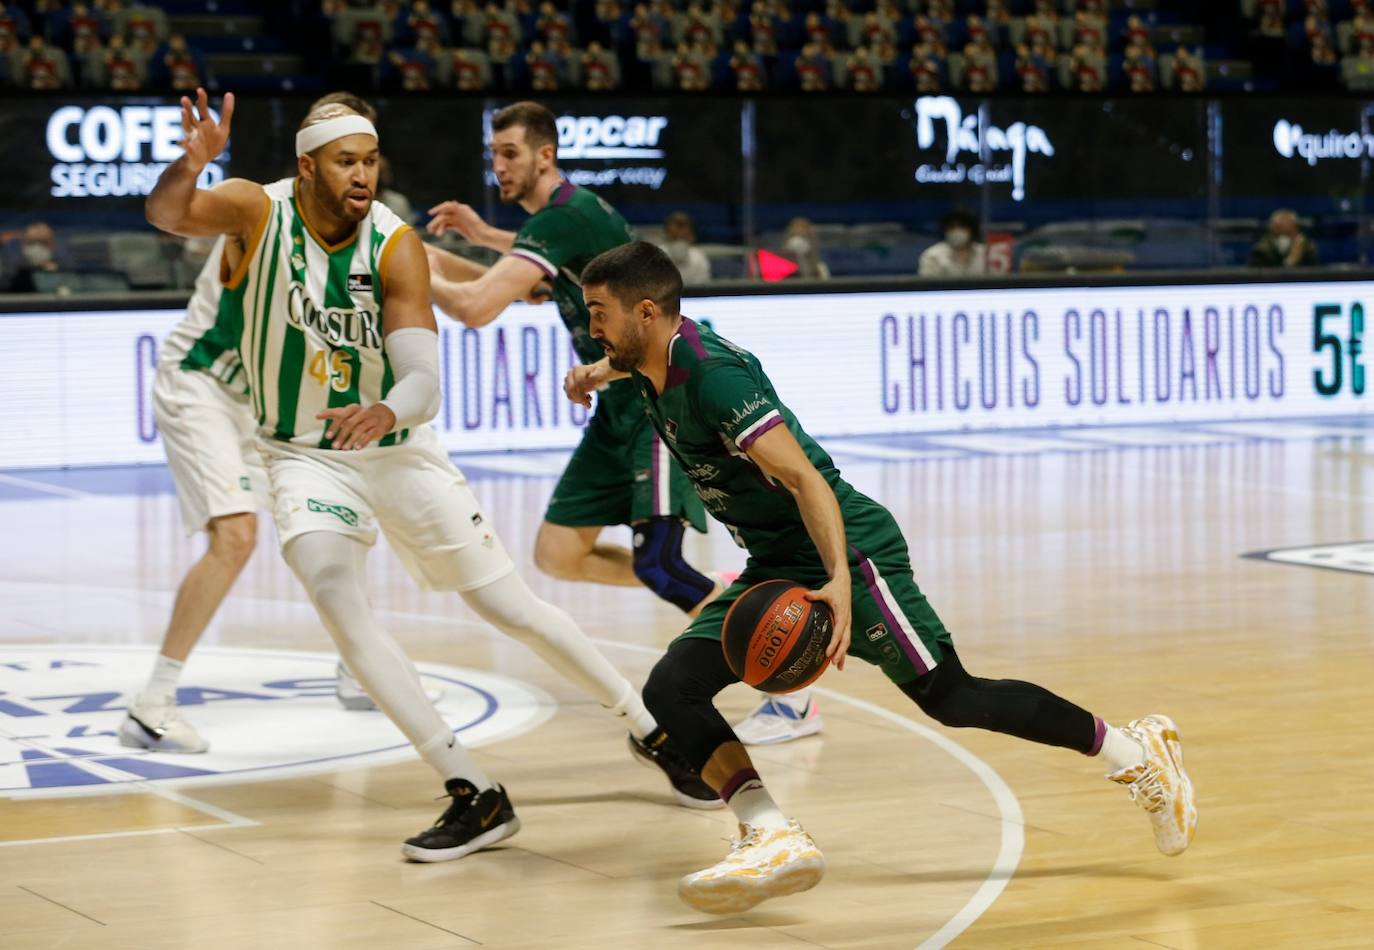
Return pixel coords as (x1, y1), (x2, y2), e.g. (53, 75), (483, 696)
(748, 1), (779, 59)
(1257, 9), (1285, 39)
(536, 0), (573, 44)
(1072, 10), (1106, 50)
(103, 32), (142, 89)
(6, 222), (61, 293)
(962, 32), (997, 92)
(1170, 44), (1204, 91)
(160, 32), (202, 91)
(781, 217), (830, 280)
(658, 211), (712, 286)
(1070, 42), (1105, 91)
(17, 35), (68, 88)
(526, 38), (560, 89)
(913, 15), (944, 47)
(483, 1), (521, 56)
(1249, 210), (1320, 268)
(1016, 41), (1050, 92)
(795, 40), (830, 91)
(487, 31), (518, 86)
(1123, 14), (1152, 52)
(451, 46), (489, 88)
(673, 38), (712, 89)
(1025, 1), (1058, 51)
(846, 44), (882, 91)
(581, 38), (619, 88)
(0, 2), (31, 55)
(1311, 31), (1338, 67)
(909, 37), (945, 92)
(918, 208), (987, 279)
(407, 0), (448, 46)
(729, 38), (763, 89)
(1123, 40), (1156, 92)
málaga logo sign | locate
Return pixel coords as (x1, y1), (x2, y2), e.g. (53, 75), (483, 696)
(0, 645), (550, 794)
(913, 96), (1055, 202)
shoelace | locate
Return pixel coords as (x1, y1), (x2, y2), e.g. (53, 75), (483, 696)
(1125, 764), (1168, 813)
(726, 825), (764, 856)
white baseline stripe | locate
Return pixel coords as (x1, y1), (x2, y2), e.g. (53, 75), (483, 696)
(0, 472), (95, 499)
(587, 635), (1023, 950)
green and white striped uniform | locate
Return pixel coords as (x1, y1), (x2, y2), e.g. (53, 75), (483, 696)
(189, 177), (414, 450)
(162, 233), (246, 395)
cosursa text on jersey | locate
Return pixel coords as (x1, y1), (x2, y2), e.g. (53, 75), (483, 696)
(287, 283), (383, 350)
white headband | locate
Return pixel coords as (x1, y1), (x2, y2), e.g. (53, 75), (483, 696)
(295, 115), (378, 157)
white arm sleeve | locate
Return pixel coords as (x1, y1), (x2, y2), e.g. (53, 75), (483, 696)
(379, 327), (441, 430)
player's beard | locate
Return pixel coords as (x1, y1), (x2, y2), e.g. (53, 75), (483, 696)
(500, 165), (539, 205)
(314, 175), (370, 223)
(604, 322), (646, 373)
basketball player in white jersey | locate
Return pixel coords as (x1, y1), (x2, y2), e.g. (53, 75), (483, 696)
(120, 95), (388, 757)
(144, 88), (718, 861)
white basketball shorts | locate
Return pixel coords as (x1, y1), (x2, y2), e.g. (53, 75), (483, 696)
(153, 365), (270, 534)
(257, 425), (515, 593)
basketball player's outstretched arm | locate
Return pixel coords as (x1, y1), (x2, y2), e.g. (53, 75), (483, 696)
(744, 426), (853, 668)
(145, 87), (263, 239)
(427, 200), (517, 252)
(318, 230), (440, 450)
(429, 254), (546, 328)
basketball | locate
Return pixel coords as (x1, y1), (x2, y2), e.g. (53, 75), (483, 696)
(722, 579), (834, 693)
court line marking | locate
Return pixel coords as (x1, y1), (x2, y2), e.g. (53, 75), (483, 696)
(0, 472), (96, 499)
(2, 594), (1023, 947)
(587, 636), (1024, 950)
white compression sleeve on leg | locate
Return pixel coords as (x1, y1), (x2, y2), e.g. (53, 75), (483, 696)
(461, 572), (650, 725)
(379, 327), (441, 430)
(283, 531), (491, 789)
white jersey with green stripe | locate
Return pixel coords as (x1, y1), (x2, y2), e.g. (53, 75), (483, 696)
(219, 178), (414, 449)
(160, 233), (248, 395)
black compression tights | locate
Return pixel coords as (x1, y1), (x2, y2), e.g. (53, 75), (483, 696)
(899, 648), (1098, 754)
(641, 639), (1101, 775)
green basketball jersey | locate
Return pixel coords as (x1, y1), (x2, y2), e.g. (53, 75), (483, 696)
(189, 178), (414, 449)
(631, 318), (889, 562)
(510, 181), (635, 366)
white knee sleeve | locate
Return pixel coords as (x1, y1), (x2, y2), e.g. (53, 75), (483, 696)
(283, 531), (489, 786)
(461, 572), (637, 713)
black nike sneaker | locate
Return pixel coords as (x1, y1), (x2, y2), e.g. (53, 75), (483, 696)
(628, 729), (723, 810)
(401, 780), (520, 862)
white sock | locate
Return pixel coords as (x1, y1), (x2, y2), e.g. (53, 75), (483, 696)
(1097, 722), (1146, 772)
(139, 654), (184, 705)
(609, 684), (657, 740)
(722, 768), (788, 830)
(417, 730), (492, 791)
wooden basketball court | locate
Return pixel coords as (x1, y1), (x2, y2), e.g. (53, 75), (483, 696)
(3, 419), (1372, 949)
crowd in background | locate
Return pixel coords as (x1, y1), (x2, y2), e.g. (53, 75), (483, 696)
(0, 0), (1363, 93)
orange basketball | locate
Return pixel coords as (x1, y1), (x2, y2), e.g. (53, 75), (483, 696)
(722, 579), (834, 693)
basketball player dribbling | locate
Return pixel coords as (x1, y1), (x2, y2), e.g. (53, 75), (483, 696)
(144, 90), (718, 861)
(423, 101), (824, 746)
(568, 241), (1199, 913)
(122, 95), (391, 757)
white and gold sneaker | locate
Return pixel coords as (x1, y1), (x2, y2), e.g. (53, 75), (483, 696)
(1108, 714), (1197, 856)
(679, 820), (824, 914)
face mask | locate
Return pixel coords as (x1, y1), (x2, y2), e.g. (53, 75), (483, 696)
(21, 242), (53, 267)
(945, 227), (971, 249)
(1274, 235), (1293, 254)
(664, 238), (690, 262)
(785, 235), (811, 256)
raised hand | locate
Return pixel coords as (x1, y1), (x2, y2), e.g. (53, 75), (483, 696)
(178, 87), (234, 172)
(426, 200), (488, 242)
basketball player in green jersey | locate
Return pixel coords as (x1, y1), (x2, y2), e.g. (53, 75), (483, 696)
(424, 101), (825, 744)
(568, 242), (1199, 914)
(145, 90), (716, 861)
